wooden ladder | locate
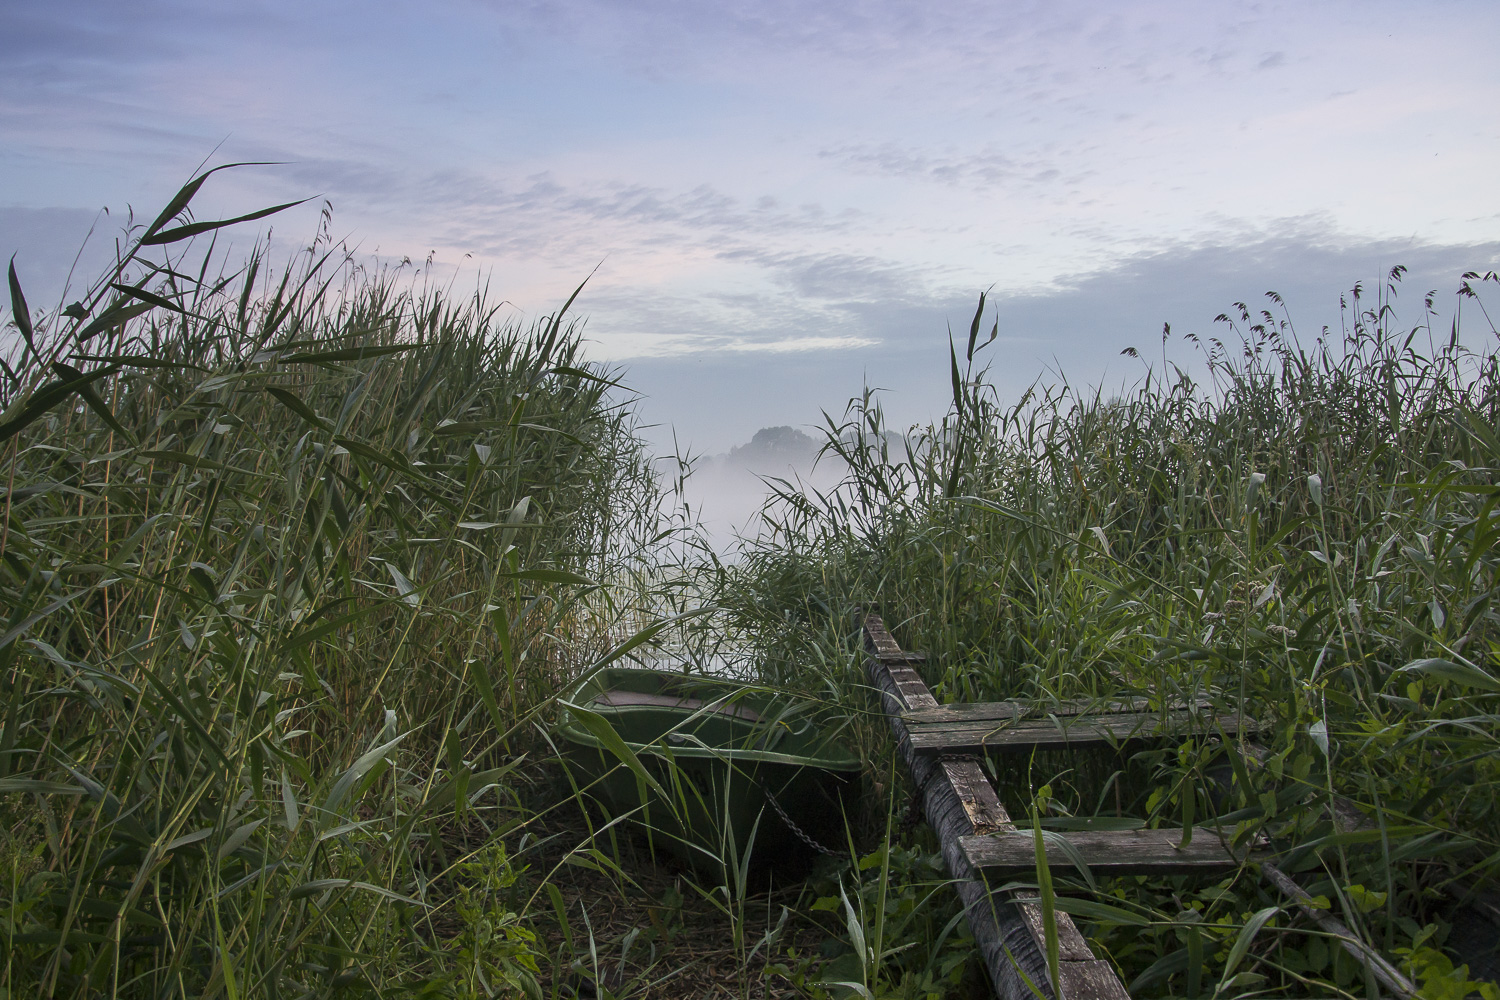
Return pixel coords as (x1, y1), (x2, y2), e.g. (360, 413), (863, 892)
(865, 613), (1263, 1000)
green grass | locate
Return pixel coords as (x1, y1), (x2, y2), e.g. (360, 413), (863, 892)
(5, 167), (1499, 1000)
(0, 170), (671, 998)
(703, 274), (1500, 997)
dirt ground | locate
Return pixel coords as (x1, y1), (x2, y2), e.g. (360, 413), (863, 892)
(422, 777), (847, 1000)
(536, 836), (823, 997)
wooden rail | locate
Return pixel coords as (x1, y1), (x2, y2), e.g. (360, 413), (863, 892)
(901, 705), (1258, 756)
(864, 614), (1129, 1000)
(960, 827), (1254, 878)
(865, 613), (1498, 998)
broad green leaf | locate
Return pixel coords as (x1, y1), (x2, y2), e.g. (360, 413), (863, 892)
(277, 604), (379, 655)
(1309, 718), (1330, 756)
(287, 878), (426, 907)
(559, 702), (669, 801)
(0, 779), (89, 796)
(76, 299), (156, 343)
(0, 366), (119, 443)
(425, 763), (523, 813)
(71, 353), (208, 372)
(7, 256), (35, 357)
(840, 881), (868, 977)
(0, 589), (89, 651)
(1396, 657), (1500, 692)
(1050, 896), (1150, 926)
(141, 161), (278, 242)
(496, 567), (596, 587)
(277, 343), (415, 364)
(281, 770), (300, 832)
(51, 361), (136, 444)
(1245, 471), (1265, 508)
(323, 730), (409, 817)
(164, 827), (214, 852)
(217, 818), (265, 861)
(264, 386), (330, 430)
(549, 365), (630, 390)
(1033, 807), (1061, 1000)
(108, 281), (188, 314)
(1038, 829), (1098, 892)
(142, 197), (312, 246)
(386, 563), (420, 605)
(1216, 905), (1279, 995)
(137, 450), (226, 471)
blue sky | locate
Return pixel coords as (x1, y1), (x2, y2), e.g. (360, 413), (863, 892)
(4, 0), (1499, 455)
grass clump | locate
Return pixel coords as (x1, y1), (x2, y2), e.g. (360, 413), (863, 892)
(0, 172), (668, 998)
(7, 163), (1500, 1000)
(708, 272), (1500, 996)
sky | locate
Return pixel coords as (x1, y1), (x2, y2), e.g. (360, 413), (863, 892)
(4, 0), (1500, 470)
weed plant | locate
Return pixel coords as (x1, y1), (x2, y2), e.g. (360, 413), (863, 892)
(709, 273), (1500, 997)
(0, 172), (671, 998)
(8, 166), (1500, 999)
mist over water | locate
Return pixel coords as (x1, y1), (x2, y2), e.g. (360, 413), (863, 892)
(668, 425), (848, 554)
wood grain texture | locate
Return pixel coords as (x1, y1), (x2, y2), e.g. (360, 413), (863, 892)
(1017, 901), (1095, 961)
(961, 827), (1252, 876)
(942, 757), (1014, 835)
(863, 613), (1130, 1000)
(905, 709), (1256, 756)
(902, 695), (1212, 726)
(1058, 960), (1133, 1000)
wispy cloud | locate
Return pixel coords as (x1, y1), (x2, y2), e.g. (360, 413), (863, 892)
(5, 0), (1500, 460)
(623, 227), (1500, 452)
(726, 335), (879, 353)
(817, 141), (1089, 190)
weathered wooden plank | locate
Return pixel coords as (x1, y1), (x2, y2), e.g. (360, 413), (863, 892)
(961, 827), (1252, 877)
(862, 613), (1130, 1000)
(864, 617), (905, 658)
(1017, 900), (1095, 961)
(942, 757), (1014, 835)
(1057, 960), (1133, 1000)
(874, 650), (929, 663)
(906, 710), (1256, 755)
(888, 664), (940, 711)
(903, 695), (1212, 726)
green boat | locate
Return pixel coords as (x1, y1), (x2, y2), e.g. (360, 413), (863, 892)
(555, 667), (862, 869)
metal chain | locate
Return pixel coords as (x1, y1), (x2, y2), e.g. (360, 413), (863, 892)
(762, 787), (843, 857)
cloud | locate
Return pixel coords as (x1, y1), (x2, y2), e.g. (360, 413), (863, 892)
(0, 1), (179, 75)
(486, 0), (1036, 75)
(817, 141), (1090, 191)
(723, 335), (877, 353)
(419, 172), (860, 260)
(564, 243), (962, 360)
(621, 227), (1500, 456)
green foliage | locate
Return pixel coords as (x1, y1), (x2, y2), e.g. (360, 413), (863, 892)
(418, 844), (541, 1000)
(712, 270), (1500, 996)
(784, 845), (974, 999)
(8, 168), (1500, 1000)
(0, 171), (668, 998)
(1397, 946), (1500, 1000)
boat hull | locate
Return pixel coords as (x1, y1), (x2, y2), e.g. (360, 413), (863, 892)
(555, 667), (862, 869)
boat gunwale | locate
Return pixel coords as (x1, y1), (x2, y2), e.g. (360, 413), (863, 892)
(554, 667), (863, 771)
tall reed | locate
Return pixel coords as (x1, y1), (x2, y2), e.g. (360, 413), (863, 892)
(710, 271), (1500, 996)
(1, 171), (668, 997)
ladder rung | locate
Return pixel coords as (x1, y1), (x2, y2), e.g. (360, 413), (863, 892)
(902, 695), (1212, 726)
(961, 827), (1257, 876)
(905, 709), (1257, 755)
